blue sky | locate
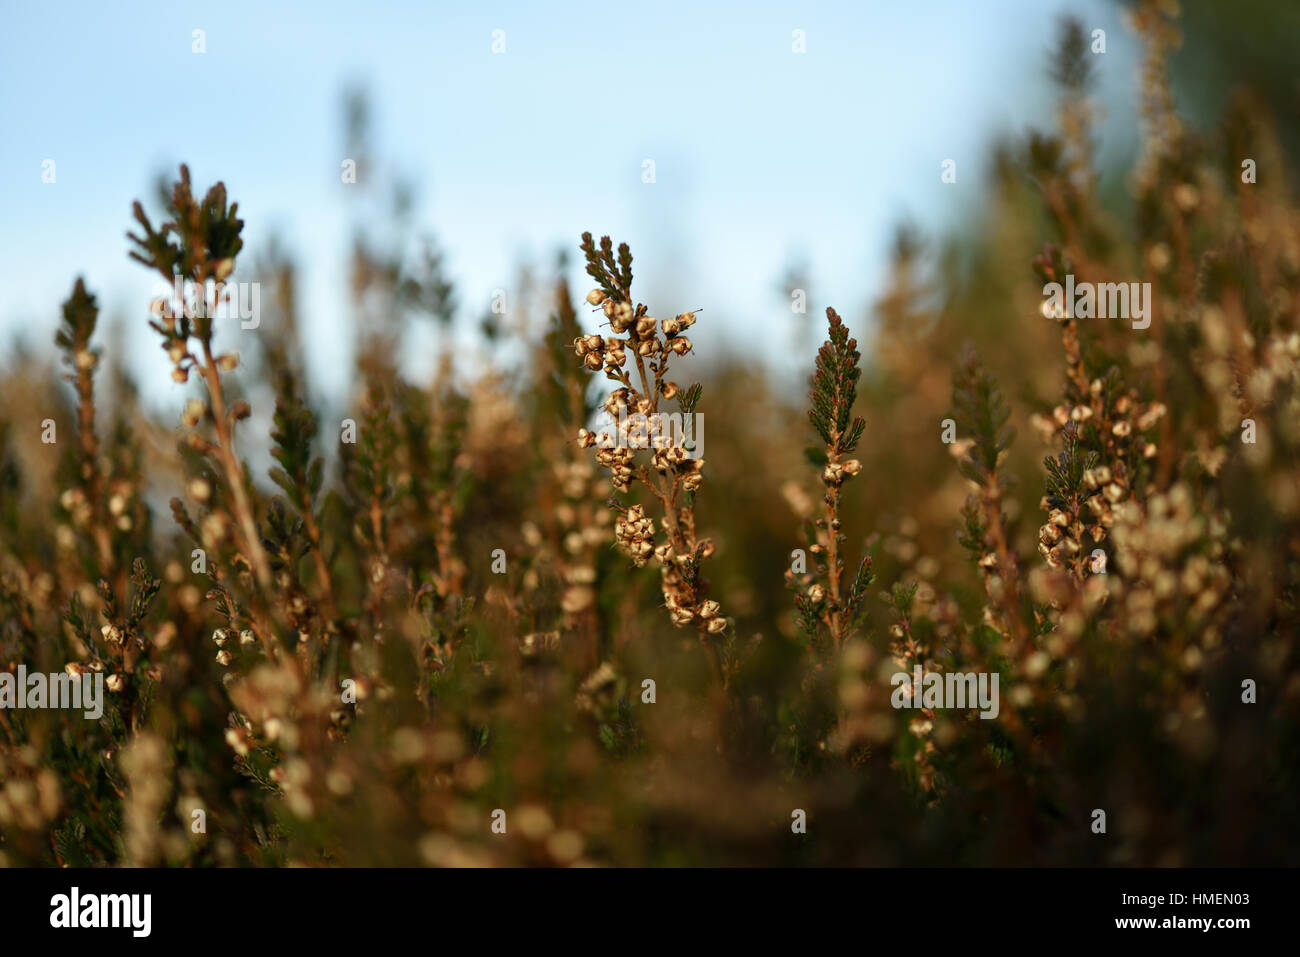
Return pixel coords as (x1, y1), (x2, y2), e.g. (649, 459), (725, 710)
(0, 0), (1135, 407)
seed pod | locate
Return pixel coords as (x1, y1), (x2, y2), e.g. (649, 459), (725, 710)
(586, 289), (607, 306)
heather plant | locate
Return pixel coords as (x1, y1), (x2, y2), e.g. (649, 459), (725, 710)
(1, 2), (1299, 868)
(788, 307), (873, 655)
(573, 232), (732, 684)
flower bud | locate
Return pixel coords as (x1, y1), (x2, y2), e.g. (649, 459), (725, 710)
(182, 398), (206, 427)
(225, 728), (250, 756)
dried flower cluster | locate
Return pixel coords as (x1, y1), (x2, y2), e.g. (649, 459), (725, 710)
(572, 233), (729, 682)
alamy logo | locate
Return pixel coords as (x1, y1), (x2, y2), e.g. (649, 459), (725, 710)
(595, 408), (704, 456)
(151, 275), (261, 329)
(1042, 274), (1152, 329)
(50, 887), (151, 937)
(891, 666), (1000, 719)
(0, 666), (103, 719)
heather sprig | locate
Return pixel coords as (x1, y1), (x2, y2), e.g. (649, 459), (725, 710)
(1039, 422), (1100, 579)
(574, 233), (727, 682)
(950, 345), (1025, 647)
(268, 383), (338, 642)
(55, 279), (113, 574)
(130, 166), (273, 607)
(806, 307), (866, 463)
(789, 307), (872, 653)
